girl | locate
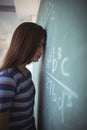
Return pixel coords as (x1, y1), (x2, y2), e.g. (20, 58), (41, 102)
(0, 22), (46, 130)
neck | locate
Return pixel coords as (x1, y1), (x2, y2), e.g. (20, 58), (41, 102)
(17, 64), (27, 76)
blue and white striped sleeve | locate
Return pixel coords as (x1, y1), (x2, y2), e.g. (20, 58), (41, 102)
(0, 71), (16, 112)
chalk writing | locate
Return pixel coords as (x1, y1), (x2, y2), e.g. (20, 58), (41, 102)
(61, 57), (70, 76)
(46, 47), (70, 76)
(46, 71), (78, 98)
(45, 71), (78, 123)
(42, 0), (55, 27)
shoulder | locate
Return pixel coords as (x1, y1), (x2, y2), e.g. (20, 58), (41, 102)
(0, 68), (16, 87)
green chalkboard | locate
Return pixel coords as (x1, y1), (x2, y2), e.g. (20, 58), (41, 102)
(36, 0), (87, 130)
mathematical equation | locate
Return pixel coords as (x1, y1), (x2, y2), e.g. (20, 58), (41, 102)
(46, 46), (69, 76)
(45, 71), (78, 123)
(45, 46), (78, 123)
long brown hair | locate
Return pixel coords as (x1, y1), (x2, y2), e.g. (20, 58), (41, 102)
(0, 22), (46, 71)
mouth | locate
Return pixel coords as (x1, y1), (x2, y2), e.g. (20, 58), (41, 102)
(38, 55), (41, 58)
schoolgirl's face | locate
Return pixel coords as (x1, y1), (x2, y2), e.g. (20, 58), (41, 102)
(31, 37), (45, 62)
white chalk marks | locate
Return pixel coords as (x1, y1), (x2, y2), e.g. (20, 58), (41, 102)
(45, 47), (78, 123)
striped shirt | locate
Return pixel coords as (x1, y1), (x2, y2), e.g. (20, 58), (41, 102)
(0, 67), (36, 130)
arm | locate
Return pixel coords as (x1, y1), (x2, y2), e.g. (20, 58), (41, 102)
(0, 111), (10, 130)
(0, 70), (16, 130)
